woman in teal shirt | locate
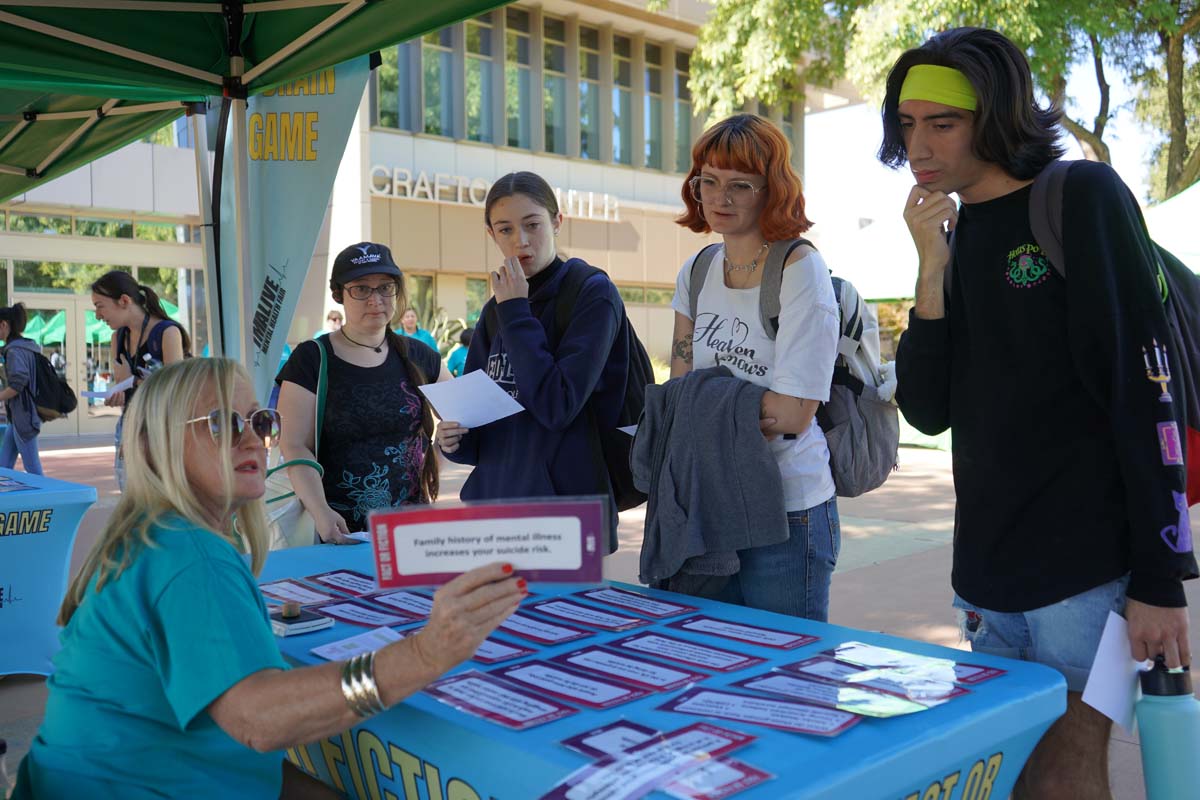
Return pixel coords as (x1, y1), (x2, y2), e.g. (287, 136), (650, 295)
(14, 358), (524, 799)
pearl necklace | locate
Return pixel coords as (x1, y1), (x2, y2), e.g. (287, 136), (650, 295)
(724, 241), (769, 273)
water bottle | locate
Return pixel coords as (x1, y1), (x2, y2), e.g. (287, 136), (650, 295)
(1136, 657), (1200, 799)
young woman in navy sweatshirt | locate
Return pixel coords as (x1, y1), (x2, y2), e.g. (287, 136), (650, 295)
(436, 172), (628, 550)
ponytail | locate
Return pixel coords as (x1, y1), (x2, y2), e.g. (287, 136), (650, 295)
(136, 284), (193, 356)
(384, 328), (439, 504)
(0, 302), (28, 339)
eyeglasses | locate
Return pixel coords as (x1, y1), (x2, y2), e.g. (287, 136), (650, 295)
(186, 408), (281, 448)
(688, 175), (766, 207)
(344, 283), (400, 301)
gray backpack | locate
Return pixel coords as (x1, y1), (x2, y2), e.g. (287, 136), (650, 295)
(689, 240), (899, 497)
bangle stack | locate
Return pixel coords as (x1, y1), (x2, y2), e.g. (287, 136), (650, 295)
(340, 650), (387, 717)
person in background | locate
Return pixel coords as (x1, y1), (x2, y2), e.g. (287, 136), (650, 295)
(447, 328), (473, 378)
(91, 270), (191, 489)
(12, 357), (524, 800)
(885, 28), (1195, 798)
(396, 307), (438, 351)
(315, 309), (343, 338)
(436, 171), (631, 550)
(276, 243), (450, 543)
(0, 303), (44, 475)
(666, 113), (841, 620)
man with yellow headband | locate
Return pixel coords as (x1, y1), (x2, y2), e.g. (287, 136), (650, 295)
(881, 27), (1195, 800)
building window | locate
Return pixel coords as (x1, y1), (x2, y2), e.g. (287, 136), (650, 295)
(466, 15), (494, 143)
(675, 51), (693, 173)
(135, 221), (188, 243)
(0, 259), (8, 307)
(543, 16), (567, 155)
(579, 25), (601, 160)
(505, 7), (532, 148)
(422, 28), (454, 137)
(644, 43), (663, 169)
(612, 35), (633, 165)
(7, 214), (70, 235)
(76, 218), (133, 238)
(466, 277), (488, 322)
(378, 43), (413, 130)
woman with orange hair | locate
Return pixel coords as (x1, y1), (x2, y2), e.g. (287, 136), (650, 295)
(667, 113), (841, 620)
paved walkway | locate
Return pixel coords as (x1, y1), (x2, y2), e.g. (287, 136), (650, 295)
(3, 441), (1197, 797)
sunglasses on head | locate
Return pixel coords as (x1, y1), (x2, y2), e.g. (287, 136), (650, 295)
(186, 408), (281, 448)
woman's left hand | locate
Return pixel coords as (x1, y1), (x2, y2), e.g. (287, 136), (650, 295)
(492, 256), (529, 304)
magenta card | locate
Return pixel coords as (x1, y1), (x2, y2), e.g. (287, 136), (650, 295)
(560, 720), (661, 758)
(498, 611), (594, 646)
(423, 670), (579, 730)
(309, 599), (413, 628)
(490, 661), (651, 710)
(663, 758), (774, 800)
(526, 599), (653, 632)
(608, 632), (766, 673)
(572, 586), (699, 619)
(665, 616), (818, 650)
(303, 569), (377, 597)
(258, 578), (339, 605)
(550, 646), (709, 692)
(370, 500), (605, 588)
(657, 687), (861, 737)
(363, 589), (434, 619)
(951, 663), (1007, 684)
(780, 655), (970, 704)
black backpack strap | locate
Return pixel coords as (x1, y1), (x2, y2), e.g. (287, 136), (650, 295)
(759, 238), (813, 339)
(554, 259), (602, 345)
(944, 230), (955, 301)
(1029, 160), (1072, 278)
(482, 297), (499, 344)
(688, 243), (722, 320)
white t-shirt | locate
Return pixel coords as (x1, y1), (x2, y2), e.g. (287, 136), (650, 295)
(671, 244), (839, 511)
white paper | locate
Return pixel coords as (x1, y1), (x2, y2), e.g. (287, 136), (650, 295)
(80, 375), (134, 400)
(500, 612), (586, 642)
(418, 369), (524, 428)
(345, 530), (371, 543)
(310, 627), (403, 660)
(317, 602), (410, 627)
(393, 516), (584, 574)
(582, 588), (691, 617)
(675, 691), (853, 733)
(438, 676), (558, 721)
(1083, 611), (1142, 734)
(475, 638), (525, 661)
(680, 618), (803, 647)
(504, 664), (632, 704)
(618, 425), (638, 437)
(312, 571), (376, 594)
(259, 579), (336, 604)
(580, 726), (657, 756)
(620, 635), (746, 670)
(534, 600), (642, 628)
(565, 650), (692, 688)
(371, 590), (434, 617)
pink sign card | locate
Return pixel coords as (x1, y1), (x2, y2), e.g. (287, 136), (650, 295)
(363, 589), (434, 618)
(526, 599), (653, 632)
(658, 688), (861, 737)
(369, 500), (605, 588)
(550, 646), (709, 692)
(490, 661), (652, 709)
(665, 616), (818, 650)
(498, 611), (594, 646)
(663, 758), (774, 800)
(423, 670), (579, 730)
(309, 600), (414, 628)
(572, 586), (699, 619)
(608, 632), (766, 673)
(258, 578), (338, 605)
(560, 720), (661, 758)
(303, 569), (377, 597)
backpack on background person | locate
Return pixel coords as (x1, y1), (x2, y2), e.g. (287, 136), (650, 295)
(689, 240), (900, 497)
(31, 351), (77, 422)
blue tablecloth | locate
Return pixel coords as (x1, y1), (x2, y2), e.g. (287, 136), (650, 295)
(262, 545), (1065, 800)
(0, 468), (96, 676)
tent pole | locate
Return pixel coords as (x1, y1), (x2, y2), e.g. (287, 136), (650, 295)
(189, 106), (223, 357)
(229, 58), (255, 367)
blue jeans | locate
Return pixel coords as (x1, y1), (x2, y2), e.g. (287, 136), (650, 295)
(953, 574), (1129, 692)
(672, 497), (841, 622)
(0, 423), (43, 475)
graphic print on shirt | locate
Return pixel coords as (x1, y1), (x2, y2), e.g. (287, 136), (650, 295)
(332, 462), (400, 523)
(1142, 339), (1173, 403)
(1005, 243), (1051, 289)
(488, 350), (518, 399)
(1157, 421), (1185, 466)
(692, 312), (768, 378)
(1159, 490), (1193, 554)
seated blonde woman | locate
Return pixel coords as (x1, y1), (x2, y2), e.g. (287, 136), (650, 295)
(13, 358), (524, 799)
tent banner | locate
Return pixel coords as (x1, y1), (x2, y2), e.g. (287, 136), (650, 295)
(219, 56), (370, 400)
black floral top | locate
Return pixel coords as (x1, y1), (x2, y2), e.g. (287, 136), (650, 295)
(276, 336), (441, 531)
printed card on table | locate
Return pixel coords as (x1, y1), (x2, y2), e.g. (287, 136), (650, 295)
(310, 627), (403, 661)
(490, 661), (651, 709)
(539, 723), (756, 800)
(498, 611), (594, 646)
(259, 579), (339, 605)
(392, 624), (536, 665)
(423, 670), (578, 730)
(369, 499), (604, 588)
(550, 646), (708, 692)
(364, 590), (434, 619)
(608, 632), (766, 673)
(664, 758), (774, 800)
(560, 720), (661, 758)
(573, 587), (699, 619)
(666, 616), (818, 650)
(526, 599), (652, 631)
(310, 600), (414, 628)
(731, 670), (929, 718)
(659, 688), (861, 737)
(304, 570), (377, 597)
(780, 655), (969, 705)
(825, 641), (1006, 685)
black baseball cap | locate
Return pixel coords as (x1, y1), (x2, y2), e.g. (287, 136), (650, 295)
(331, 242), (403, 285)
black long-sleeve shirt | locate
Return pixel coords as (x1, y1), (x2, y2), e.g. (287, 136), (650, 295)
(896, 161), (1197, 611)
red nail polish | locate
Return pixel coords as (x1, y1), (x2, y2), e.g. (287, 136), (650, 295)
(502, 563), (513, 574)
(516, 578), (527, 591)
